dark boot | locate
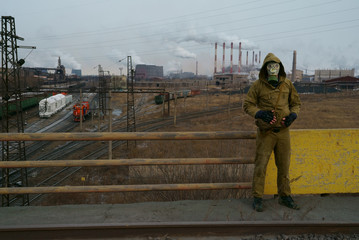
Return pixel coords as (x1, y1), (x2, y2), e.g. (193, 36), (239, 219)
(278, 195), (300, 210)
(252, 197), (263, 212)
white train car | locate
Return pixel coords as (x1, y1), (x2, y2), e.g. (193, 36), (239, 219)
(65, 95), (72, 105)
(39, 94), (69, 118)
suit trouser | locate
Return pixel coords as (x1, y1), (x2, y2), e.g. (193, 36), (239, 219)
(252, 127), (291, 198)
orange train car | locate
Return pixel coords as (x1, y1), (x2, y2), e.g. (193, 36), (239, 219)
(73, 102), (90, 122)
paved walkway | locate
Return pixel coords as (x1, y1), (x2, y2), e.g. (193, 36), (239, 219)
(0, 195), (358, 226)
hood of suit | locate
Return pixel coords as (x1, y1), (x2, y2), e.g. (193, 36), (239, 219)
(259, 53), (286, 81)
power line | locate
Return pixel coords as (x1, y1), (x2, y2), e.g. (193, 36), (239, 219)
(47, 19), (359, 64)
(35, 1), (352, 52)
(35, 8), (359, 54)
(26, 0), (267, 41)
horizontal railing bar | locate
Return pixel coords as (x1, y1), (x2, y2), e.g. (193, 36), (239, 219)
(0, 158), (254, 168)
(0, 131), (256, 141)
(0, 183), (252, 194)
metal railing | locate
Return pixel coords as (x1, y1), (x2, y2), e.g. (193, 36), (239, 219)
(0, 131), (256, 195)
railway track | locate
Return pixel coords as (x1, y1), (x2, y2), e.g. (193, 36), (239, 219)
(27, 103), (244, 204)
(0, 221), (358, 239)
(4, 93), (242, 205)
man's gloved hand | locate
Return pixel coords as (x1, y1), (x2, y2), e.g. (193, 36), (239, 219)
(281, 112), (297, 127)
(255, 110), (276, 124)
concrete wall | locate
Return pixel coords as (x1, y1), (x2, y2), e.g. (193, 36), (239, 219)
(314, 69), (355, 82)
(264, 129), (359, 194)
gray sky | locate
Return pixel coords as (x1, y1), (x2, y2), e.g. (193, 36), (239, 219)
(2, 0), (359, 76)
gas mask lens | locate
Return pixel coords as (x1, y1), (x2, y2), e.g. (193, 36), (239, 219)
(267, 63), (280, 76)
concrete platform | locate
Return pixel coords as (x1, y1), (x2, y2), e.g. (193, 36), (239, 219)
(0, 195), (358, 226)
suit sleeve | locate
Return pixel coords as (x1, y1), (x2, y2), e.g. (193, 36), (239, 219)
(288, 81), (301, 115)
(243, 83), (260, 118)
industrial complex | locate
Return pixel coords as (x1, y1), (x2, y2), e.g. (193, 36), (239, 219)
(1, 15), (359, 239)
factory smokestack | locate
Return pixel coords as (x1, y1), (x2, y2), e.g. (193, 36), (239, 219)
(222, 42), (225, 73)
(259, 51), (261, 64)
(238, 42), (242, 73)
(291, 50), (297, 82)
(246, 51), (248, 65)
(252, 51), (255, 65)
(196, 61), (198, 76)
(214, 42), (217, 74)
(230, 42), (233, 74)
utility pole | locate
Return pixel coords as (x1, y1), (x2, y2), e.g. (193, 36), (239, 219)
(98, 64), (106, 117)
(126, 56), (136, 148)
(1, 16), (32, 206)
(108, 91), (112, 159)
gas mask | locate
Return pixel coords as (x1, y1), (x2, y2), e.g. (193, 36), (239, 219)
(266, 62), (280, 85)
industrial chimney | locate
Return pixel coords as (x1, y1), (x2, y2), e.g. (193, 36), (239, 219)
(291, 50), (297, 82)
(214, 42), (217, 74)
(238, 42), (242, 73)
(230, 42), (233, 74)
(252, 51), (255, 65)
(196, 61), (198, 76)
(222, 43), (225, 73)
(259, 51), (261, 64)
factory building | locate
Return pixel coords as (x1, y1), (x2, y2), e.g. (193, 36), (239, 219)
(287, 69), (303, 82)
(324, 76), (359, 90)
(213, 42), (260, 88)
(314, 69), (355, 82)
(214, 73), (249, 88)
(135, 64), (163, 81)
(71, 69), (82, 77)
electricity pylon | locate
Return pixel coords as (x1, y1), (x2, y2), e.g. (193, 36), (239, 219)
(1, 16), (29, 206)
(126, 56), (136, 147)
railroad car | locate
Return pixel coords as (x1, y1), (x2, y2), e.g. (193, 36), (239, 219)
(73, 101), (90, 121)
(39, 93), (71, 118)
(190, 89), (201, 96)
(154, 89), (193, 105)
(0, 94), (49, 119)
(65, 95), (73, 105)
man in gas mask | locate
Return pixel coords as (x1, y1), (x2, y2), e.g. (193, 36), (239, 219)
(243, 53), (301, 212)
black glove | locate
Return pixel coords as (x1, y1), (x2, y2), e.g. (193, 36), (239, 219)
(255, 110), (274, 123)
(281, 112), (297, 127)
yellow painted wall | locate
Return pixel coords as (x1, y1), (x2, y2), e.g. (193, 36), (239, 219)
(264, 129), (359, 194)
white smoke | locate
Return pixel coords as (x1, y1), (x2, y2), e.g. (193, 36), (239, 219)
(105, 49), (148, 75)
(108, 49), (145, 66)
(164, 60), (182, 74)
(54, 50), (82, 69)
(24, 49), (81, 70)
(170, 26), (259, 50)
(173, 46), (196, 59)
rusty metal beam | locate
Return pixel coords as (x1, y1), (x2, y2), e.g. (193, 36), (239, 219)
(0, 183), (252, 194)
(0, 158), (254, 168)
(0, 131), (256, 141)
